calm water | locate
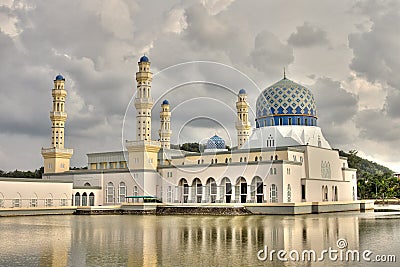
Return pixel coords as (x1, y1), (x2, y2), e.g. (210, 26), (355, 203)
(0, 212), (399, 266)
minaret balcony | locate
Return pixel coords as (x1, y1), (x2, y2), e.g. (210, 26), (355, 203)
(134, 98), (154, 105)
(51, 89), (67, 97)
(41, 147), (73, 155)
(136, 72), (152, 80)
(235, 121), (250, 128)
(50, 111), (68, 119)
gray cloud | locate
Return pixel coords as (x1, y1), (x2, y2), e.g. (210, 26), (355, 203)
(0, 0), (400, 172)
(310, 77), (358, 146)
(312, 77), (358, 125)
(288, 22), (329, 47)
(250, 30), (294, 78)
(349, 1), (400, 89)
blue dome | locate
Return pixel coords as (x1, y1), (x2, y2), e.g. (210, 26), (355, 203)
(55, 74), (64, 81)
(256, 77), (317, 127)
(139, 55), (149, 62)
(206, 135), (225, 150)
(239, 88), (246, 95)
(162, 99), (169, 105)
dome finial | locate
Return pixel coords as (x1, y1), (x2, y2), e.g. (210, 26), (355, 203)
(283, 67), (286, 79)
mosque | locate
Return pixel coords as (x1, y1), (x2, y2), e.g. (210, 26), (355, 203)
(0, 56), (358, 210)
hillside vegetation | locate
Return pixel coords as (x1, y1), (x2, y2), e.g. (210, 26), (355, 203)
(339, 150), (399, 199)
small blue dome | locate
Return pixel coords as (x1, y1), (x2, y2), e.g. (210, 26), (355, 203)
(206, 135), (225, 150)
(239, 88), (246, 95)
(55, 74), (64, 81)
(139, 55), (149, 62)
(162, 99), (169, 105)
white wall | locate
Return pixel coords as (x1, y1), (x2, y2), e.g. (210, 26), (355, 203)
(0, 178), (73, 208)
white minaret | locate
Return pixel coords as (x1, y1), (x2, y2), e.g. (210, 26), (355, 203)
(236, 89), (251, 149)
(41, 74), (73, 174)
(135, 55), (153, 141)
(159, 100), (172, 149)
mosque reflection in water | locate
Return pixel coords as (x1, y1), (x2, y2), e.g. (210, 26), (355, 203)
(0, 213), (369, 266)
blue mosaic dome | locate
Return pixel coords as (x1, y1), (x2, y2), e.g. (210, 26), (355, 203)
(139, 55), (149, 62)
(239, 88), (246, 95)
(206, 135), (225, 149)
(256, 77), (317, 127)
(55, 74), (64, 81)
(162, 99), (169, 105)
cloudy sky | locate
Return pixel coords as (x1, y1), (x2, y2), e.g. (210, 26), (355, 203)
(1, 0), (400, 172)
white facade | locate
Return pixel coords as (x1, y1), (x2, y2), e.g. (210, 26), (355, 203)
(1, 56), (357, 208)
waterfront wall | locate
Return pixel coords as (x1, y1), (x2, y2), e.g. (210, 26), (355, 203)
(1, 200), (374, 216)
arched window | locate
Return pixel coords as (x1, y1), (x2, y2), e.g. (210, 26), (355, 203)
(119, 182), (126, 203)
(89, 192), (95, 206)
(82, 192), (88, 206)
(334, 186), (338, 201)
(60, 194), (68, 206)
(322, 186), (328, 201)
(244, 157), (247, 162)
(0, 193), (4, 208)
(275, 155), (278, 160)
(229, 158), (232, 163)
(225, 158), (228, 163)
(270, 155), (274, 161)
(74, 192), (81, 206)
(270, 184), (278, 203)
(211, 159), (214, 164)
(44, 194), (53, 207)
(30, 193), (38, 207)
(133, 186), (138, 196)
(287, 184), (292, 202)
(106, 182), (114, 203)
(240, 157), (243, 162)
(259, 156), (262, 161)
(255, 156), (258, 162)
(84, 182), (91, 187)
(167, 186), (173, 203)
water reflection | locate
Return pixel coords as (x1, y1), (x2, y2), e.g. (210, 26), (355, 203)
(0, 212), (399, 266)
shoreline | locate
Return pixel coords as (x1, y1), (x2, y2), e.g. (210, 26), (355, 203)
(0, 200), (375, 217)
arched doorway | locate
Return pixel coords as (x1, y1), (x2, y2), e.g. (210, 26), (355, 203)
(236, 177), (247, 203)
(206, 177), (217, 203)
(178, 178), (189, 203)
(221, 177), (232, 203)
(192, 178), (203, 203)
(251, 176), (263, 203)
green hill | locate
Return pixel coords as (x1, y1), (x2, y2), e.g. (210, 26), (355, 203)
(339, 150), (399, 199)
(339, 150), (393, 176)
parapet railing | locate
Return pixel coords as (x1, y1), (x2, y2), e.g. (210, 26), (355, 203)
(0, 198), (72, 209)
